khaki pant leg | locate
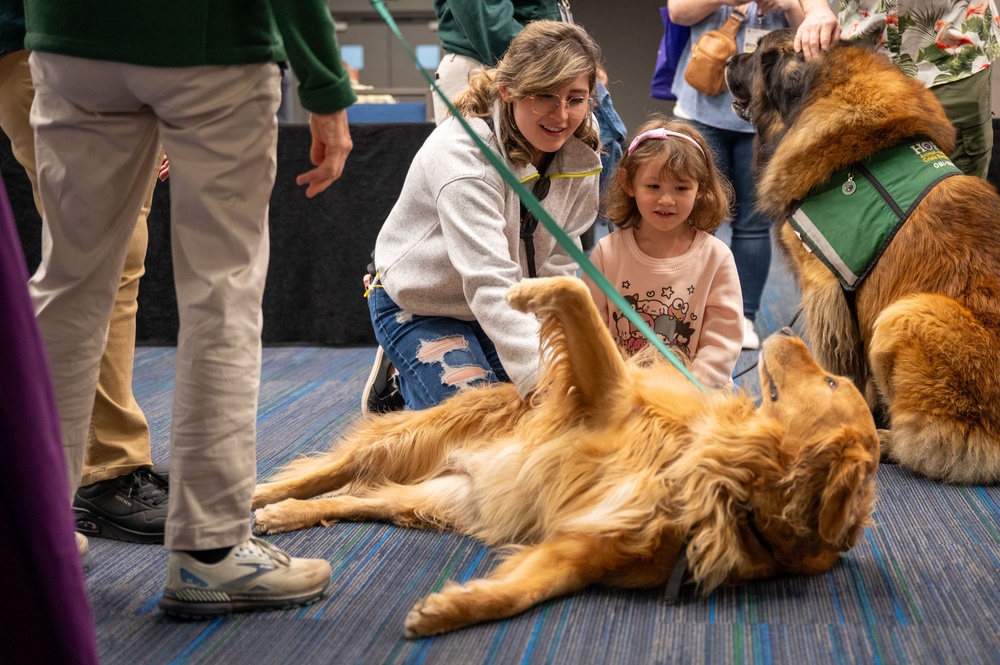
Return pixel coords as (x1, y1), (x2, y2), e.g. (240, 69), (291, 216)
(28, 52), (162, 503)
(0, 49), (42, 215)
(133, 62), (281, 551)
(432, 53), (485, 125)
(1, 49), (155, 488)
(81, 181), (154, 486)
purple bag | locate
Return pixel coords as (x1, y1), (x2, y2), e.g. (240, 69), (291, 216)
(650, 6), (691, 101)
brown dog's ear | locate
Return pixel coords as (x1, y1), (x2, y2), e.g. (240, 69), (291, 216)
(817, 446), (870, 545)
(667, 410), (783, 592)
(784, 426), (878, 547)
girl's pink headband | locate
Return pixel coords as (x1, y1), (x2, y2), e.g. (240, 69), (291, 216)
(627, 128), (706, 158)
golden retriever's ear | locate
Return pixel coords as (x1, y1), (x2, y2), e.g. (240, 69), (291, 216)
(665, 409), (783, 591)
(784, 426), (878, 547)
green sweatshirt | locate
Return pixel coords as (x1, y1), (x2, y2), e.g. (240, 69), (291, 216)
(433, 0), (560, 66)
(23, 0), (355, 114)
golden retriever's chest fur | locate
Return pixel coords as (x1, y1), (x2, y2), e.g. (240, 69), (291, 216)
(451, 386), (700, 549)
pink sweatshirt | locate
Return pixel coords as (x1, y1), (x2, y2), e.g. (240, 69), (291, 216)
(582, 227), (743, 389)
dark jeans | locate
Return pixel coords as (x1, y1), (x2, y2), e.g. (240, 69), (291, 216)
(688, 119), (771, 320)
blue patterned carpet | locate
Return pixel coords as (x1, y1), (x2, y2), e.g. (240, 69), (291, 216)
(85, 254), (1000, 664)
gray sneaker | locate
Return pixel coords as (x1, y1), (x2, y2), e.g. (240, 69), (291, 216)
(158, 537), (331, 618)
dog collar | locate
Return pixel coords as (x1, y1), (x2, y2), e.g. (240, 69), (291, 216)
(664, 546), (688, 604)
(788, 139), (961, 290)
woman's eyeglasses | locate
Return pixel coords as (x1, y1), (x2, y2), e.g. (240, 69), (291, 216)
(528, 93), (594, 120)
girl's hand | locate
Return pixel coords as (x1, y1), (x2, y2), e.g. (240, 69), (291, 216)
(158, 155), (170, 181)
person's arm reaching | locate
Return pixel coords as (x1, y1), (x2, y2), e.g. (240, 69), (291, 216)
(794, 0), (840, 60)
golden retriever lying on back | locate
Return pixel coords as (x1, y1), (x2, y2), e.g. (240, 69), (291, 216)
(252, 276), (878, 637)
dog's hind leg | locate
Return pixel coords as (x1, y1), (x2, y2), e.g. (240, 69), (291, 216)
(870, 294), (1000, 483)
(402, 535), (610, 637)
(253, 475), (472, 534)
(254, 393), (523, 509)
(506, 276), (627, 414)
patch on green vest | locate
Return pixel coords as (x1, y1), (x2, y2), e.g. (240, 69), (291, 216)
(788, 139), (961, 290)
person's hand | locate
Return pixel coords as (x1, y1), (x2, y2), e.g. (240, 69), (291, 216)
(794, 4), (841, 60)
(296, 109), (353, 198)
(158, 155), (170, 181)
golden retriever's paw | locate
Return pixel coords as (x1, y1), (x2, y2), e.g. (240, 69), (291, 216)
(252, 499), (312, 535)
(402, 589), (467, 638)
(506, 276), (586, 314)
(251, 482), (283, 510)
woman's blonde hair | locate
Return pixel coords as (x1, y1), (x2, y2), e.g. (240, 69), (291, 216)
(454, 20), (601, 167)
(606, 116), (733, 233)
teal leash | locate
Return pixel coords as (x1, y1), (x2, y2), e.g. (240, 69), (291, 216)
(368, 0), (705, 391)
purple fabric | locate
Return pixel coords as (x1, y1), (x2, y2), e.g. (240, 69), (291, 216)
(0, 174), (99, 663)
(650, 6), (690, 101)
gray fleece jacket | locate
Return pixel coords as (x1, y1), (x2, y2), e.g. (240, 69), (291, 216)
(373, 106), (602, 396)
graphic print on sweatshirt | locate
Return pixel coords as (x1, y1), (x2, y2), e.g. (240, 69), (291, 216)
(611, 280), (698, 358)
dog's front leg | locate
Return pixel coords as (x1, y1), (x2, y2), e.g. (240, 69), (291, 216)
(403, 535), (607, 638)
(506, 276), (627, 414)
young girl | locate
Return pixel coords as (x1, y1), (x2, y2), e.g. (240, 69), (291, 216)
(366, 20), (604, 410)
(582, 117), (743, 389)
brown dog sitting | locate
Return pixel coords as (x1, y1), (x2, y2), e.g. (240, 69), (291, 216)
(727, 29), (1000, 483)
(252, 276), (878, 637)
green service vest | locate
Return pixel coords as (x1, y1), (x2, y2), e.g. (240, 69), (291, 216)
(788, 139), (962, 290)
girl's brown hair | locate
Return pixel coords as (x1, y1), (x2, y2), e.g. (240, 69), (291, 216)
(606, 116), (733, 232)
(453, 20), (601, 167)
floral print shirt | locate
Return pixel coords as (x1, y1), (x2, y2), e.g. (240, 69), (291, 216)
(838, 0), (1000, 86)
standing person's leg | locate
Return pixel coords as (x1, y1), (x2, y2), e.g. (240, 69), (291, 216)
(83, 186), (152, 487)
(1, 47), (165, 543)
(432, 53), (484, 125)
(692, 120), (770, 349)
(931, 68), (992, 179)
(585, 80), (627, 250)
(728, 132), (771, 324)
(141, 62), (279, 551)
(0, 49), (42, 214)
(28, 52), (162, 503)
(75, 191), (167, 544)
(137, 61), (329, 616)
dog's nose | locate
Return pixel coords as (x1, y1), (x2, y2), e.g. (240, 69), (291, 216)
(779, 327), (797, 337)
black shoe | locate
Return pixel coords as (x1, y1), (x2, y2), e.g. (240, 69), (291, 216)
(74, 467), (168, 544)
(361, 346), (405, 415)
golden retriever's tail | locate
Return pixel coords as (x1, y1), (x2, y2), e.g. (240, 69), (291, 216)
(506, 276), (627, 417)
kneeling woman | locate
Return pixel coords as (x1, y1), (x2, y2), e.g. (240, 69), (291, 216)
(368, 20), (603, 409)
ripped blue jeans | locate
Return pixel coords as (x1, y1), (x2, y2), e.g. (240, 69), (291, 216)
(368, 285), (510, 410)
